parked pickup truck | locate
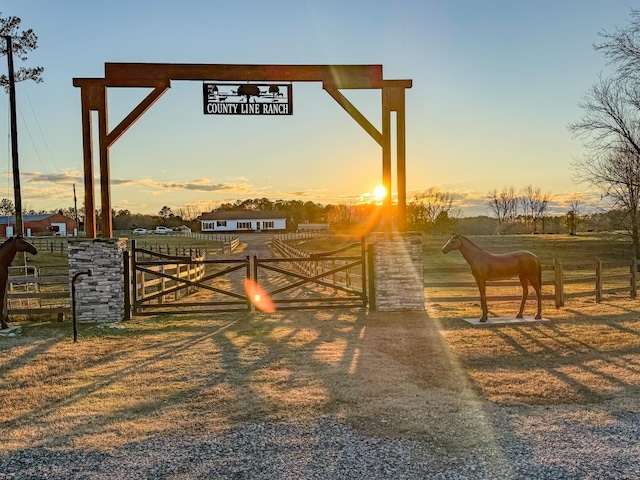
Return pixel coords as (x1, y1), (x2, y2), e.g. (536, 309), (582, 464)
(153, 226), (172, 234)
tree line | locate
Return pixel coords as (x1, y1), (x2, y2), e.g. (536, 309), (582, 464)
(0, 191), (633, 237)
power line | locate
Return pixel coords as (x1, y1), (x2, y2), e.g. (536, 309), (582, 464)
(22, 84), (60, 172)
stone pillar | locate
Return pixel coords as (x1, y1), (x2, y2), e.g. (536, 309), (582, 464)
(372, 232), (424, 311)
(68, 238), (127, 323)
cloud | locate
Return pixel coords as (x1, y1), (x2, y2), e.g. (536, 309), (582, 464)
(117, 177), (254, 193)
(4, 170), (252, 194)
(6, 170), (83, 184)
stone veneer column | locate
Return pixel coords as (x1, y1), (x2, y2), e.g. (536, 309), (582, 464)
(68, 238), (128, 323)
(372, 232), (424, 311)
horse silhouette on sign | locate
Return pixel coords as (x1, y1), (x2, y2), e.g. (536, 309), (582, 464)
(0, 236), (38, 329)
(441, 233), (542, 322)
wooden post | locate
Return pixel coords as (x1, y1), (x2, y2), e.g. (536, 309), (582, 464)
(554, 259), (564, 308)
(631, 258), (637, 300)
(4, 36), (24, 239)
(80, 85), (96, 239)
(132, 243), (138, 316)
(136, 269), (143, 302)
(98, 87), (112, 238)
(332, 258), (336, 285)
(361, 236), (368, 309)
(596, 258), (603, 303)
(367, 244), (375, 311)
(382, 87), (392, 232)
(123, 250), (131, 320)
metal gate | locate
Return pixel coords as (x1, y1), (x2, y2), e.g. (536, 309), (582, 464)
(129, 240), (250, 316)
(254, 238), (368, 309)
(127, 238), (369, 316)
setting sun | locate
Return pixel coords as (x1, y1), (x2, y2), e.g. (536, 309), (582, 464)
(373, 185), (387, 201)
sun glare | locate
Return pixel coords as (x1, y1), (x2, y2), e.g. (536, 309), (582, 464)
(244, 279), (275, 313)
(373, 185), (387, 201)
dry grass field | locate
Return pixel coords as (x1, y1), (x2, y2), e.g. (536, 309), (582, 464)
(2, 232), (640, 461)
(3, 296), (640, 458)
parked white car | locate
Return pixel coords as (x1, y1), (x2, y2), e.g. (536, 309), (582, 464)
(153, 226), (172, 234)
(132, 228), (147, 235)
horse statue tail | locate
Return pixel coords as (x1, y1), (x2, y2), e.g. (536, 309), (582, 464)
(538, 259), (542, 290)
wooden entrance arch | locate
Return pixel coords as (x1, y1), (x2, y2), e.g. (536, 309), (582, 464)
(73, 64), (412, 238)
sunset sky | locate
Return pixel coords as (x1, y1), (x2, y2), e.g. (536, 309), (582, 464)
(0, 0), (635, 217)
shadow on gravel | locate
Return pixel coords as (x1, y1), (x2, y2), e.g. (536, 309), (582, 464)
(1, 308), (523, 476)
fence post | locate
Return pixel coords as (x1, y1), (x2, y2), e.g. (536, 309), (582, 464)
(360, 236), (367, 308)
(130, 239), (138, 316)
(160, 263), (166, 304)
(631, 258), (638, 300)
(123, 250), (131, 320)
(554, 259), (564, 308)
(367, 244), (375, 311)
(175, 263), (181, 301)
(596, 258), (603, 303)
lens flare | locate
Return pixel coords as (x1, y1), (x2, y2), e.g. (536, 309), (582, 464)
(244, 278), (275, 313)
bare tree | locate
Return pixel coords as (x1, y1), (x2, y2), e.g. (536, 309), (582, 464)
(565, 194), (584, 235)
(569, 9), (640, 257)
(409, 188), (460, 231)
(570, 77), (640, 256)
(595, 9), (640, 85)
(177, 201), (218, 221)
(520, 185), (551, 233)
(485, 186), (518, 226)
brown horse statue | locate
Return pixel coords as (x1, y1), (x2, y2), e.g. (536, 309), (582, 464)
(0, 235), (38, 329)
(441, 233), (542, 322)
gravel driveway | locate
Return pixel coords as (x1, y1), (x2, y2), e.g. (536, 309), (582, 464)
(2, 408), (640, 479)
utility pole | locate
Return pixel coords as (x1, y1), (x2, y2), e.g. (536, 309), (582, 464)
(3, 35), (23, 237)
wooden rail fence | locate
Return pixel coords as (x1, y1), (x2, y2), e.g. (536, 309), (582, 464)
(271, 237), (363, 289)
(7, 265), (71, 319)
(425, 258), (639, 307)
(134, 250), (207, 304)
(133, 236), (240, 257)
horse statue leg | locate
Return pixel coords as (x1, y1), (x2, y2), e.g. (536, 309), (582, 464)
(475, 276), (488, 322)
(517, 275), (529, 318)
(0, 298), (7, 330)
(530, 274), (543, 320)
(0, 273), (7, 330)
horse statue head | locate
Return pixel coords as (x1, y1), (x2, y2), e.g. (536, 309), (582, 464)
(1, 235), (38, 261)
(441, 233), (462, 254)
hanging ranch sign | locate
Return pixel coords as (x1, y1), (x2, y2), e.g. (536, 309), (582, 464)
(203, 82), (293, 115)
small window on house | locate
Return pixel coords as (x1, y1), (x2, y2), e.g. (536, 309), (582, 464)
(237, 221), (251, 229)
(216, 220), (227, 227)
(263, 221), (274, 229)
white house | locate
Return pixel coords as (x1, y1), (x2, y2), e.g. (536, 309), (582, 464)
(200, 210), (287, 233)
